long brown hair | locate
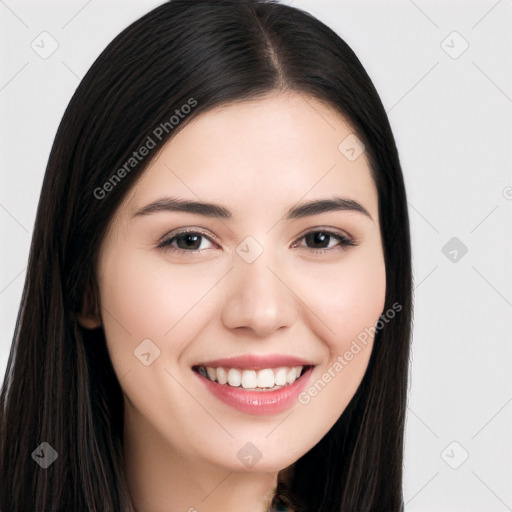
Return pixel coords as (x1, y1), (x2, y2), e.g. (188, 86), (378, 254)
(0, 1), (412, 510)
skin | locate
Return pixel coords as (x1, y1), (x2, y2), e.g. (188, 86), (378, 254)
(79, 90), (386, 512)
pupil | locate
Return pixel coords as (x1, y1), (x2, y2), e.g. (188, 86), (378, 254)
(307, 232), (329, 248)
(179, 234), (200, 249)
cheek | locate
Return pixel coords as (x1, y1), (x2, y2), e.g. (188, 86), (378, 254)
(296, 248), (386, 352)
(97, 247), (221, 371)
(289, 250), (385, 448)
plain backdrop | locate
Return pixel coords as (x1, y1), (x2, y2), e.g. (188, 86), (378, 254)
(1, 1), (511, 510)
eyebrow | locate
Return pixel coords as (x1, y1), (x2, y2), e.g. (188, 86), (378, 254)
(131, 196), (372, 221)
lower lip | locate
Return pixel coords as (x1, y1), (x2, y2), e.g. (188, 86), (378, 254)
(194, 367), (314, 415)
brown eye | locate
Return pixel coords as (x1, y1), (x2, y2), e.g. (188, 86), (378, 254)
(157, 230), (215, 253)
(295, 230), (356, 253)
(305, 231), (333, 249)
(173, 233), (203, 250)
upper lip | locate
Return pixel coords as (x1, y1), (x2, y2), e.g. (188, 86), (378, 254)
(194, 354), (315, 370)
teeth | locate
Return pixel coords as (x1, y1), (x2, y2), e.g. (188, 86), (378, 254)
(274, 367), (287, 386)
(227, 368), (241, 387)
(241, 370), (257, 389)
(216, 367), (227, 385)
(206, 367), (217, 381)
(257, 368), (274, 388)
(286, 367), (297, 384)
(197, 365), (305, 389)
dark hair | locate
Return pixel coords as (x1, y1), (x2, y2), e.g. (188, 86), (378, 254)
(0, 1), (412, 510)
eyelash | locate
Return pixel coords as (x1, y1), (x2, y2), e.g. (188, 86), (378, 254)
(156, 228), (356, 256)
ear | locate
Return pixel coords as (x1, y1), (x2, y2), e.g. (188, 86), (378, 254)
(76, 285), (102, 329)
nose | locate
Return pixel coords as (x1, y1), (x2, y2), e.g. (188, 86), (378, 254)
(219, 246), (298, 338)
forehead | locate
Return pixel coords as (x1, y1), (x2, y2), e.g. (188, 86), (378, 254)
(122, 91), (378, 220)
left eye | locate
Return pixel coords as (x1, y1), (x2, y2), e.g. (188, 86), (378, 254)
(293, 230), (355, 252)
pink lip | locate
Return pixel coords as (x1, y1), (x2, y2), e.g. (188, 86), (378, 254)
(193, 366), (314, 415)
(195, 354), (314, 370)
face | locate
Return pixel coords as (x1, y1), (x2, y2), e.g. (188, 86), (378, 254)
(85, 91), (385, 474)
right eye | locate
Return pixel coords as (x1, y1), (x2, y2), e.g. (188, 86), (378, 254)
(157, 230), (216, 255)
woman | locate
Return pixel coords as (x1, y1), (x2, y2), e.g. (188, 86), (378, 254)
(0, 1), (412, 510)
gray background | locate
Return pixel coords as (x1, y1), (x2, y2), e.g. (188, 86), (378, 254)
(1, 1), (511, 510)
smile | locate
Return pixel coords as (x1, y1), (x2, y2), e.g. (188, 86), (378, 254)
(194, 365), (308, 390)
(191, 354), (315, 415)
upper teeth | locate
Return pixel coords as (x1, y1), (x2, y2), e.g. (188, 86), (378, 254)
(197, 366), (304, 389)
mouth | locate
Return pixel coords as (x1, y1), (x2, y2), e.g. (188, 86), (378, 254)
(192, 364), (312, 391)
(191, 354), (316, 415)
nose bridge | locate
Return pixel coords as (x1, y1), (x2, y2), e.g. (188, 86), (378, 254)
(219, 236), (297, 336)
